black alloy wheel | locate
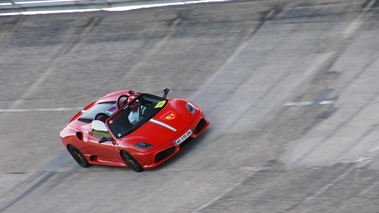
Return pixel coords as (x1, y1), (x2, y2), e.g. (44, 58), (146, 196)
(68, 145), (90, 168)
(121, 151), (143, 172)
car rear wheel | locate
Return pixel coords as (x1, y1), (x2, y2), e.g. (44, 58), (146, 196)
(68, 145), (90, 168)
(121, 151), (143, 172)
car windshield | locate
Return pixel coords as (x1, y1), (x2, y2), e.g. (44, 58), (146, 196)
(78, 101), (117, 123)
(106, 94), (167, 138)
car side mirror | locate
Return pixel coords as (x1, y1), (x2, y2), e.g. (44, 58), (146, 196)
(99, 137), (112, 143)
(163, 87), (170, 98)
(92, 120), (108, 131)
(91, 120), (113, 143)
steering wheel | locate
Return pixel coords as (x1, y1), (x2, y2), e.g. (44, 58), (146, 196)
(117, 95), (129, 109)
(94, 113), (109, 122)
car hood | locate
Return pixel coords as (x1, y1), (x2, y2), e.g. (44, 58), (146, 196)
(128, 100), (195, 146)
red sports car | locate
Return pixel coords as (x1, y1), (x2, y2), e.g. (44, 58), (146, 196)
(59, 88), (209, 172)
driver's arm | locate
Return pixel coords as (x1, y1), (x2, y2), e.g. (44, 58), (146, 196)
(128, 112), (137, 125)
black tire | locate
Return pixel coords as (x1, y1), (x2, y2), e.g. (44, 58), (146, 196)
(121, 151), (143, 172)
(68, 145), (90, 168)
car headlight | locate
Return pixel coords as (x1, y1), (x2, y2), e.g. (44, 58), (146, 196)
(186, 102), (196, 114)
(134, 142), (153, 148)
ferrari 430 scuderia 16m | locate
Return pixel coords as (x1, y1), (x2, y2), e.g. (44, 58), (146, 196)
(59, 88), (209, 172)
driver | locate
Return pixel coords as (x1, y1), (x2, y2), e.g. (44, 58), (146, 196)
(128, 100), (146, 125)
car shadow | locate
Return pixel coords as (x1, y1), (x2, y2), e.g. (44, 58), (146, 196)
(153, 127), (213, 171)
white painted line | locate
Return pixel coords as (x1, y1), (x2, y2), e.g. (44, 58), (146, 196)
(21, 8), (101, 15)
(14, 0), (77, 4)
(318, 100), (335, 105)
(0, 3), (12, 6)
(285, 101), (313, 106)
(102, 0), (231, 12)
(0, 107), (82, 113)
(0, 0), (231, 16)
(285, 100), (335, 106)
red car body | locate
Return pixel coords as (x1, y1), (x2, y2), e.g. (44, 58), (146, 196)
(59, 89), (209, 172)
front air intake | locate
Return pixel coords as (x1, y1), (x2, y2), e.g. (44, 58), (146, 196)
(155, 146), (175, 163)
(193, 118), (206, 135)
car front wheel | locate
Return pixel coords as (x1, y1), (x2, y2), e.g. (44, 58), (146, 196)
(121, 151), (143, 172)
(68, 145), (90, 168)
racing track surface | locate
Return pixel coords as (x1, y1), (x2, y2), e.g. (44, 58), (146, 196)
(1, 0), (379, 212)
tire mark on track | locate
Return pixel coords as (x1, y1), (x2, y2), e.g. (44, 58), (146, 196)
(336, 122), (379, 162)
(0, 170), (77, 213)
(119, 10), (188, 83)
(287, 0), (379, 167)
(336, 177), (379, 210)
(284, 164), (355, 212)
(358, 179), (379, 196)
(361, 0), (379, 12)
(0, 17), (25, 46)
(193, 166), (263, 213)
(305, 167), (355, 201)
(0, 172), (54, 213)
(291, 89), (379, 167)
(0, 18), (103, 209)
(249, 2), (284, 38)
(0, 16), (103, 121)
(54, 16), (103, 57)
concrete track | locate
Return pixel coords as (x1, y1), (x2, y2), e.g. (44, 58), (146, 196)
(1, 0), (379, 212)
